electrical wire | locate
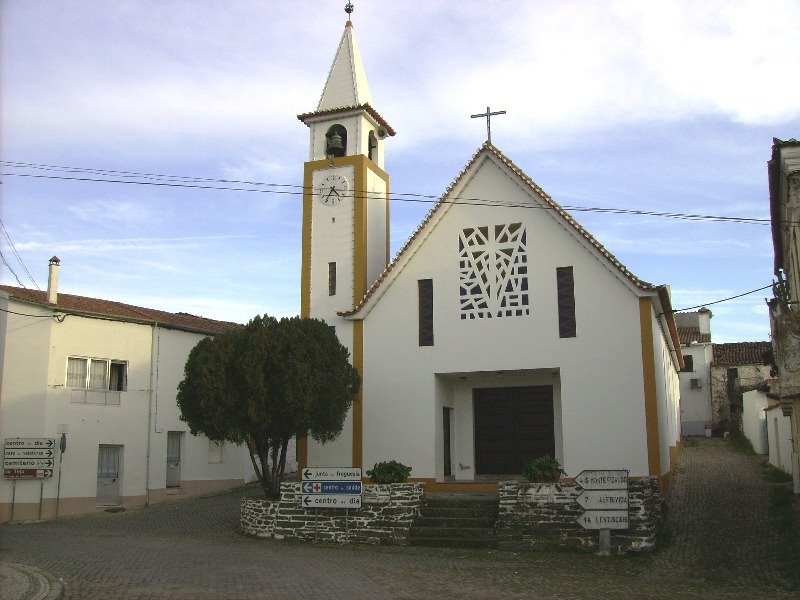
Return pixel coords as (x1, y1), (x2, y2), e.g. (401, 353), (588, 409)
(0, 168), (779, 226)
(0, 305), (66, 320)
(0, 218), (41, 290)
(671, 284), (774, 313)
(0, 248), (26, 288)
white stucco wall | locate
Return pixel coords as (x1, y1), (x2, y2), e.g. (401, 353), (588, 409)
(1, 300), (248, 522)
(653, 312), (681, 475)
(742, 390), (769, 454)
(678, 343), (713, 435)
(352, 155), (658, 479)
(766, 405), (793, 473)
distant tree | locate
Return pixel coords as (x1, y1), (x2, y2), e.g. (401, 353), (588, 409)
(177, 315), (360, 498)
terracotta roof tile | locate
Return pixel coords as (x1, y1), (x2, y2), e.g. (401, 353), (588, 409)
(712, 342), (772, 366)
(297, 103), (395, 136)
(0, 285), (241, 335)
(678, 327), (711, 345)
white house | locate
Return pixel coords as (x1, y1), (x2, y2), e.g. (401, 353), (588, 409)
(675, 309), (713, 436)
(297, 20), (683, 493)
(0, 259), (258, 522)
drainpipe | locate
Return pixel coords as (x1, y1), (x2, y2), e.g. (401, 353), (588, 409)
(145, 324), (159, 506)
(47, 256), (60, 304)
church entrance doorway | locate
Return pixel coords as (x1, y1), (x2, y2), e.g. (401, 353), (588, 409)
(473, 385), (555, 475)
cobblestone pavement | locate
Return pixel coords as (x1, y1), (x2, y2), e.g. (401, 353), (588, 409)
(1, 437), (797, 599)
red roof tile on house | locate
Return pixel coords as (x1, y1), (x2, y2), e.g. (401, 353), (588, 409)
(712, 342), (772, 366)
(0, 285), (241, 335)
(677, 327), (711, 345)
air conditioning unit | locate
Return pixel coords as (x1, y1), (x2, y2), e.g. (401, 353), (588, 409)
(690, 378), (702, 389)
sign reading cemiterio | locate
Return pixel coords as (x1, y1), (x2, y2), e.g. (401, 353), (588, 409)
(3, 438), (56, 478)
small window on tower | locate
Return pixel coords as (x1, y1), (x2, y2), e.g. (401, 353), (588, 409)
(368, 130), (377, 161)
(328, 262), (337, 296)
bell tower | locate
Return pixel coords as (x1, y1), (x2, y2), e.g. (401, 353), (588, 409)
(297, 11), (394, 470)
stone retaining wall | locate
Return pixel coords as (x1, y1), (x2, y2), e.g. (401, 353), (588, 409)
(496, 477), (663, 553)
(241, 482), (425, 545)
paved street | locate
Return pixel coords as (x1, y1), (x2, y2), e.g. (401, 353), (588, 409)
(1, 437), (798, 599)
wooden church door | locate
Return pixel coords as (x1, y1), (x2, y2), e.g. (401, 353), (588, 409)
(473, 386), (555, 474)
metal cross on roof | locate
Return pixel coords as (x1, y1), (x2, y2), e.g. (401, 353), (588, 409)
(471, 106), (507, 144)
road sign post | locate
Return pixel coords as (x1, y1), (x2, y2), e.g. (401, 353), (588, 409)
(574, 469), (629, 556)
(301, 467), (363, 509)
(4, 438), (56, 479)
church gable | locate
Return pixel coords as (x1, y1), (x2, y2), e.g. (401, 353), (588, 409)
(342, 143), (654, 321)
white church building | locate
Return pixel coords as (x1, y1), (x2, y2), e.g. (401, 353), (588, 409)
(298, 19), (683, 492)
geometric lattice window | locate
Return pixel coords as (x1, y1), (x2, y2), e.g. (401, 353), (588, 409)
(418, 279), (434, 346)
(459, 223), (529, 319)
(556, 266), (576, 338)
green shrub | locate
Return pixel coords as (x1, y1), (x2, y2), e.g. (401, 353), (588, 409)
(366, 460), (412, 483)
(523, 455), (563, 482)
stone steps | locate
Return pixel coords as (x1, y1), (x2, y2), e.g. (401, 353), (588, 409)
(409, 493), (499, 549)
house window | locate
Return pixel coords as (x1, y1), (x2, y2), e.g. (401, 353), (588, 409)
(68, 357), (126, 405)
(681, 355), (694, 372)
(556, 266), (576, 338)
(418, 279), (434, 346)
(328, 262), (337, 296)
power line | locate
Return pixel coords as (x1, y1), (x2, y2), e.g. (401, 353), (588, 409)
(0, 164), (778, 226)
(671, 284), (774, 314)
(0, 248), (26, 288)
(0, 218), (41, 290)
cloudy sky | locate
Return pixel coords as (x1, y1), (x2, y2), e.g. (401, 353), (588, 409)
(2, 0), (799, 342)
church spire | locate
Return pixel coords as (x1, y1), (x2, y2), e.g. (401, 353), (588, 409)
(317, 19), (373, 110)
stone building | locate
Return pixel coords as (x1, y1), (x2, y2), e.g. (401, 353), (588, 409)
(709, 341), (772, 428)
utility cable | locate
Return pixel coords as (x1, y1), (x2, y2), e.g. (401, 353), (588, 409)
(0, 218), (41, 289)
(0, 248), (27, 287)
(0, 169), (779, 226)
(670, 284), (774, 314)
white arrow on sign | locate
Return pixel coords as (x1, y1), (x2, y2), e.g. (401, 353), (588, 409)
(574, 469), (628, 490)
(576, 510), (629, 530)
(576, 490), (629, 511)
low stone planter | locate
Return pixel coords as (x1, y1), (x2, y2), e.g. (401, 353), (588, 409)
(241, 481), (425, 545)
(496, 478), (663, 553)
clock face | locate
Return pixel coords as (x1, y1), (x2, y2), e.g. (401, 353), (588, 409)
(317, 173), (349, 206)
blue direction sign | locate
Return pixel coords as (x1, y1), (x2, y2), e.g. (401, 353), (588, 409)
(301, 481), (363, 495)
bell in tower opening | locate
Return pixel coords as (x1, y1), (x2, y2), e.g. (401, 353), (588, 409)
(325, 124), (347, 158)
